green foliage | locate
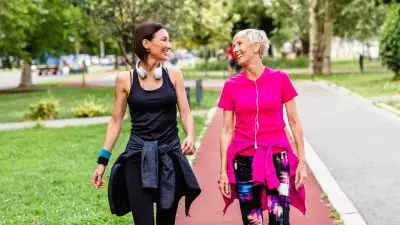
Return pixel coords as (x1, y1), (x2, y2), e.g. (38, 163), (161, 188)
(0, 0), (85, 60)
(264, 57), (309, 69)
(176, 0), (234, 47)
(228, 0), (275, 38)
(335, 0), (388, 40)
(266, 0), (310, 47)
(72, 96), (106, 118)
(379, 3), (400, 79)
(85, 0), (234, 55)
(25, 98), (59, 120)
(247, 0), (388, 49)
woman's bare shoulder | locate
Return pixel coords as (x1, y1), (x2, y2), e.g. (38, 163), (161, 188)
(164, 66), (183, 84)
(114, 70), (133, 94)
(115, 70), (132, 83)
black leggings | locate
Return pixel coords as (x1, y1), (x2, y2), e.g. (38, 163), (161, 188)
(124, 158), (181, 225)
(234, 153), (291, 225)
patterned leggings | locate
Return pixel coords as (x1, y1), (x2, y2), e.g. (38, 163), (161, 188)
(234, 153), (290, 225)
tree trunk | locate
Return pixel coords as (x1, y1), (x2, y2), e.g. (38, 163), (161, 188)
(131, 0), (137, 67)
(322, 0), (333, 74)
(19, 58), (32, 88)
(309, 0), (323, 74)
(131, 25), (136, 66)
(301, 39), (310, 56)
(114, 50), (119, 70)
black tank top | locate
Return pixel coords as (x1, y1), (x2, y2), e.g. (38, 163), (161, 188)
(127, 68), (178, 142)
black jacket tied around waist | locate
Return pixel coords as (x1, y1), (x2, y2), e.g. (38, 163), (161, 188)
(108, 133), (201, 216)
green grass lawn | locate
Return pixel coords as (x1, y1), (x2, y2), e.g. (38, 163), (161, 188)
(386, 100), (400, 111)
(189, 88), (220, 111)
(0, 115), (206, 224)
(290, 71), (400, 111)
(0, 68), (19, 73)
(0, 86), (220, 123)
(331, 59), (383, 69)
(309, 72), (400, 97)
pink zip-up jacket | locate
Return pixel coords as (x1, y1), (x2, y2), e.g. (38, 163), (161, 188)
(218, 67), (306, 215)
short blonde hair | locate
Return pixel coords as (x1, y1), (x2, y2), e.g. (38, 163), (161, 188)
(233, 29), (270, 57)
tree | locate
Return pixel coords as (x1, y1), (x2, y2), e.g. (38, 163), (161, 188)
(85, 0), (233, 66)
(380, 3), (400, 81)
(265, 0), (309, 52)
(335, 0), (387, 41)
(308, 0), (387, 74)
(0, 0), (85, 88)
(228, 0), (275, 38)
(173, 0), (234, 49)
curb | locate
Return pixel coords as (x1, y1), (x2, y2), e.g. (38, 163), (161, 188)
(304, 138), (367, 225)
(373, 102), (400, 116)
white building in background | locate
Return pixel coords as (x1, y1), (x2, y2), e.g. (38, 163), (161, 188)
(331, 37), (380, 60)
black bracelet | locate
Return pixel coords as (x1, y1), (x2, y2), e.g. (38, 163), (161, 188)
(97, 156), (109, 166)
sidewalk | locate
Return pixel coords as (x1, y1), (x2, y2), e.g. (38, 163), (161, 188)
(176, 110), (335, 225)
(0, 111), (209, 131)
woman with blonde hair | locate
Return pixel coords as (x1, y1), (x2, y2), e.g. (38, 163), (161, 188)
(218, 29), (307, 225)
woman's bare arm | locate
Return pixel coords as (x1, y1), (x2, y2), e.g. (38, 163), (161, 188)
(102, 71), (129, 151)
(219, 110), (234, 197)
(170, 67), (195, 154)
(285, 99), (307, 189)
(220, 110), (234, 174)
(285, 99), (305, 164)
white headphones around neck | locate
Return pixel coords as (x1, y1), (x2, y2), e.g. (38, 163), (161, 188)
(135, 61), (163, 80)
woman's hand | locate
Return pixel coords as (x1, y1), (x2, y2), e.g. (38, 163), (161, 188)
(295, 163), (308, 189)
(91, 164), (105, 189)
(181, 135), (195, 155)
(218, 172), (231, 198)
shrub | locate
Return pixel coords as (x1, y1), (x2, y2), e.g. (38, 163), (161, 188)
(379, 4), (400, 81)
(263, 57), (309, 69)
(72, 96), (105, 118)
(25, 98), (59, 120)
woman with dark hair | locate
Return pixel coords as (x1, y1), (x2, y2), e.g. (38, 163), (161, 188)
(91, 22), (201, 225)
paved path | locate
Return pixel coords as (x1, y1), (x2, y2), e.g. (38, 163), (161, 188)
(175, 110), (335, 225)
(0, 110), (209, 131)
(295, 81), (400, 225)
(0, 65), (113, 90)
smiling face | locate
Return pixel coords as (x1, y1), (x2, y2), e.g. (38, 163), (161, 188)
(232, 36), (261, 67)
(143, 28), (172, 61)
